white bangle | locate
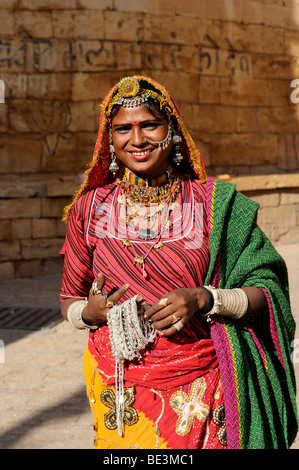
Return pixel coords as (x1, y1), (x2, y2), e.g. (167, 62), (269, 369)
(202, 286), (248, 321)
(66, 300), (99, 330)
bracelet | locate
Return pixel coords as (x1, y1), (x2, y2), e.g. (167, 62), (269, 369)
(66, 300), (99, 330)
(201, 286), (248, 321)
(198, 286), (214, 314)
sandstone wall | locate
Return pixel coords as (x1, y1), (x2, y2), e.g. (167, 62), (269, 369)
(0, 0), (299, 279)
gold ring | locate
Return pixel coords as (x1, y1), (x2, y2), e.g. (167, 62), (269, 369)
(171, 314), (180, 325)
(158, 297), (168, 307)
(106, 300), (114, 308)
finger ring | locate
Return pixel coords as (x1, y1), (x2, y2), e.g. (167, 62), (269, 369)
(171, 314), (180, 325)
(106, 300), (114, 308)
(173, 320), (184, 331)
(158, 297), (168, 307)
(92, 282), (107, 298)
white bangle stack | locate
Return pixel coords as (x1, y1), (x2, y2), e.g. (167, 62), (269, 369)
(202, 286), (248, 321)
(66, 299), (99, 330)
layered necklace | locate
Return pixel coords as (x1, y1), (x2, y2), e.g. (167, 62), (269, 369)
(117, 166), (180, 279)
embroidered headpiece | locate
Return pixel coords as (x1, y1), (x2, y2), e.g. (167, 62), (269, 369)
(106, 76), (174, 117)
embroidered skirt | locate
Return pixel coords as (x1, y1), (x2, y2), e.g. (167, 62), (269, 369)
(83, 347), (227, 449)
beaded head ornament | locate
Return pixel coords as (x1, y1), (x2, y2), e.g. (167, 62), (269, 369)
(62, 75), (207, 222)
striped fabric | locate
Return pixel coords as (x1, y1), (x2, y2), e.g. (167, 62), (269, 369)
(61, 175), (229, 449)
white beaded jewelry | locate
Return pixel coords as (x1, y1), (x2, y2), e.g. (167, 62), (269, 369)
(66, 300), (99, 330)
(202, 286), (248, 322)
(107, 295), (156, 436)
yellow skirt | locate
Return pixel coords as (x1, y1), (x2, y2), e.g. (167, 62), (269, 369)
(83, 347), (227, 450)
(83, 347), (170, 449)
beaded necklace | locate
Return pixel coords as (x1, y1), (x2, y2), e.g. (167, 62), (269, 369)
(117, 166), (180, 279)
(117, 166), (175, 204)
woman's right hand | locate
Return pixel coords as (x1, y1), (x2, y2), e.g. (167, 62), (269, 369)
(82, 273), (131, 327)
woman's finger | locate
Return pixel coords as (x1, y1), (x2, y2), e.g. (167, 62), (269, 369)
(106, 283), (130, 306)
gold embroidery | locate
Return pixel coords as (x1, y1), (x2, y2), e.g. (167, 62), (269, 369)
(170, 377), (210, 436)
(100, 387), (139, 431)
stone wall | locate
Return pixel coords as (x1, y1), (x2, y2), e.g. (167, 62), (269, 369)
(0, 0), (299, 279)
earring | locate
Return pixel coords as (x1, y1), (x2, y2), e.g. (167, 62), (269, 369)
(109, 144), (120, 175)
(108, 127), (119, 175)
(172, 135), (183, 165)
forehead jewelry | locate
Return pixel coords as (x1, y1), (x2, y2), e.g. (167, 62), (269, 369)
(107, 77), (175, 117)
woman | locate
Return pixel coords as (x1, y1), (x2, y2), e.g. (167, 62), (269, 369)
(60, 76), (298, 449)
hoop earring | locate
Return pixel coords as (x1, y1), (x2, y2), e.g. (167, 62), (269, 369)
(172, 135), (183, 165)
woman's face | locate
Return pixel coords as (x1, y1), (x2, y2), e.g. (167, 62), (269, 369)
(111, 104), (172, 179)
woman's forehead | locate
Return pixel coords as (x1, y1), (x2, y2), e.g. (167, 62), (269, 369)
(111, 104), (164, 125)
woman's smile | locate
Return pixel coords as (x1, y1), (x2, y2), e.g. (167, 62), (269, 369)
(111, 105), (172, 178)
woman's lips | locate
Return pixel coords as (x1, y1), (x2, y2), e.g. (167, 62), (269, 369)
(129, 149), (154, 161)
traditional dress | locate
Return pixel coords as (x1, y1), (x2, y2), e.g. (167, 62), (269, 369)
(61, 76), (298, 449)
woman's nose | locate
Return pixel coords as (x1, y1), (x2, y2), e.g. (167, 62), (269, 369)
(131, 127), (145, 146)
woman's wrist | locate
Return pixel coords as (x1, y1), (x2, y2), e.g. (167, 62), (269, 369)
(197, 286), (214, 313)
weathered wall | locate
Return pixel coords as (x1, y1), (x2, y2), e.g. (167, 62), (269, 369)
(0, 0), (299, 279)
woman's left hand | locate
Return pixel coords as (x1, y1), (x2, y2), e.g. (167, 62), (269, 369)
(143, 287), (208, 337)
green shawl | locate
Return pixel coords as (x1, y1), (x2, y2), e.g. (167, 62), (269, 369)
(204, 177), (298, 449)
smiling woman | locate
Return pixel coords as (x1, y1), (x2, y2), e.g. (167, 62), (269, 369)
(111, 106), (171, 178)
(60, 76), (298, 450)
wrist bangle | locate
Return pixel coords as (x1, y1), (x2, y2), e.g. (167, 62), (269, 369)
(66, 300), (99, 330)
(201, 286), (248, 322)
(198, 286), (214, 314)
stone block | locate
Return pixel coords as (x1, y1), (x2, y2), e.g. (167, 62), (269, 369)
(0, 134), (42, 175)
(0, 199), (41, 220)
(269, 79), (294, 107)
(41, 198), (70, 218)
(114, 0), (176, 15)
(14, 11), (53, 38)
(56, 220), (67, 238)
(0, 262), (14, 281)
(280, 190), (299, 205)
(192, 104), (237, 134)
(209, 133), (278, 167)
(244, 191), (280, 208)
(19, 0), (77, 7)
(15, 259), (42, 279)
(0, 10), (14, 36)
(32, 218), (57, 239)
(277, 134), (298, 172)
(253, 54), (299, 80)
(78, 0), (112, 8)
(11, 219), (32, 240)
(21, 237), (65, 260)
(142, 13), (201, 45)
(198, 0), (243, 22)
(53, 10), (105, 39)
(0, 74), (27, 100)
(0, 240), (21, 262)
(72, 72), (121, 101)
(258, 204), (297, 226)
(27, 73), (72, 100)
(47, 181), (81, 198)
(257, 106), (299, 134)
(0, 106), (8, 132)
(0, 220), (12, 241)
(41, 257), (63, 276)
(68, 101), (97, 132)
(199, 76), (221, 105)
(148, 71), (199, 104)
(220, 77), (271, 106)
(103, 10), (143, 42)
(236, 108), (259, 133)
